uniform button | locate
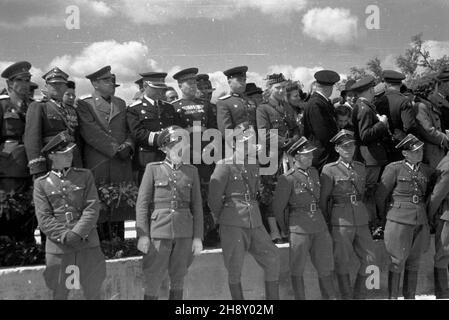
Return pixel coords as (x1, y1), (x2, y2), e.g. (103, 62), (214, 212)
(65, 205), (69, 208)
(171, 209), (174, 213)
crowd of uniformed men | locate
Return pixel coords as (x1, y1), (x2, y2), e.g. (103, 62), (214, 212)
(2, 59), (449, 300)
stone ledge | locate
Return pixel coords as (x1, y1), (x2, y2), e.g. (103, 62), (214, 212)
(0, 238), (437, 300)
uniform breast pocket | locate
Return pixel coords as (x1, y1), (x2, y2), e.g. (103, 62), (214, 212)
(180, 179), (193, 202)
(397, 176), (412, 190)
(69, 185), (86, 208)
(4, 112), (25, 133)
(47, 115), (63, 129)
(154, 179), (170, 197)
(140, 112), (157, 122)
(47, 190), (64, 207)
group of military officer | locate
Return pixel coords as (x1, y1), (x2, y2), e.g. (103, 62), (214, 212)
(3, 57), (449, 300)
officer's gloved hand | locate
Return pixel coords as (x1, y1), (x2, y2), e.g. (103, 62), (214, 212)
(116, 143), (132, 160)
(64, 231), (82, 246)
(137, 236), (150, 254)
(192, 238), (203, 256)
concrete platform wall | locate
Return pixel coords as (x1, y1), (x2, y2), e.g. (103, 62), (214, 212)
(0, 237), (438, 300)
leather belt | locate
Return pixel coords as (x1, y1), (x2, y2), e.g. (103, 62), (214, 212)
(332, 194), (362, 205)
(153, 200), (190, 209)
(225, 193), (256, 203)
(393, 195), (424, 204)
(291, 202), (318, 212)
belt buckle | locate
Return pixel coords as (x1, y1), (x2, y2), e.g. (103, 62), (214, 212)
(65, 212), (74, 223)
(171, 200), (178, 209)
(350, 194), (357, 205)
(244, 193), (251, 202)
(310, 203), (317, 212)
(412, 195), (419, 204)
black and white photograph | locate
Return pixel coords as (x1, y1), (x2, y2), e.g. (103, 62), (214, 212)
(1, 0), (449, 307)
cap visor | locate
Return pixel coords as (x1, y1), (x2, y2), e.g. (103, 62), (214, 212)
(148, 83), (168, 89)
(410, 142), (424, 152)
(298, 147), (317, 154)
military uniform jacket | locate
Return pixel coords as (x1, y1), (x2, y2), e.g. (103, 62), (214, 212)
(173, 97), (217, 130)
(352, 97), (389, 166)
(24, 97), (81, 175)
(208, 157), (263, 228)
(320, 160), (369, 226)
(76, 92), (134, 184)
(429, 154), (449, 222)
(375, 161), (435, 225)
(135, 160), (203, 239)
(256, 97), (299, 148)
(216, 93), (257, 135)
(33, 168), (100, 254)
(428, 91), (449, 131)
(303, 92), (338, 164)
(0, 95), (29, 178)
(127, 96), (181, 169)
(273, 166), (327, 235)
(415, 97), (447, 168)
(374, 89), (418, 142)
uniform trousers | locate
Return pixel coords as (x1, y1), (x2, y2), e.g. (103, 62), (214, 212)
(384, 220), (430, 272)
(289, 231), (334, 277)
(219, 225), (280, 284)
(331, 225), (377, 275)
(142, 238), (193, 296)
(44, 246), (106, 300)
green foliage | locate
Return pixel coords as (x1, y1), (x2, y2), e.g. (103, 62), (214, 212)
(97, 181), (139, 211)
(0, 187), (34, 221)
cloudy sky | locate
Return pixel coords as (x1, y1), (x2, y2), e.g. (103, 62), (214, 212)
(1, 0), (448, 102)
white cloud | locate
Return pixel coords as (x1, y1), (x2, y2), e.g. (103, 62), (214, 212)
(119, 0), (307, 25)
(422, 40), (449, 60)
(0, 0), (115, 29)
(302, 7), (358, 45)
(48, 40), (159, 102)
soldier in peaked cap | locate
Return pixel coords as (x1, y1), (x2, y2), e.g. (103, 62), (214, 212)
(351, 76), (391, 234)
(303, 70), (340, 172)
(196, 73), (217, 123)
(245, 82), (263, 107)
(208, 122), (280, 300)
(376, 134), (435, 299)
(135, 125), (203, 300)
(171, 68), (218, 243)
(413, 76), (449, 169)
(217, 66), (257, 139)
(428, 148), (449, 299)
(374, 70), (419, 162)
(133, 78), (144, 101)
(33, 133), (106, 300)
(257, 73), (300, 243)
(428, 67), (449, 130)
(273, 137), (336, 300)
(76, 66), (134, 240)
(24, 66), (82, 180)
(0, 61), (35, 242)
(196, 74), (215, 101)
(320, 129), (377, 300)
(126, 71), (181, 184)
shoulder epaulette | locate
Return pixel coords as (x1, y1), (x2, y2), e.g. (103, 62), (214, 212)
(37, 172), (51, 181)
(218, 94), (231, 100)
(148, 161), (163, 167)
(129, 99), (142, 108)
(327, 161), (339, 167)
(0, 94), (9, 100)
(79, 94), (92, 100)
(73, 167), (89, 172)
